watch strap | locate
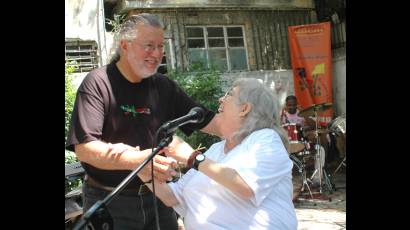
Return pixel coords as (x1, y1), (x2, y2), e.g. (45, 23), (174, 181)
(186, 150), (202, 169)
(193, 154), (205, 170)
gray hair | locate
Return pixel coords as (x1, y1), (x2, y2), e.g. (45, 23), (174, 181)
(231, 78), (288, 146)
(109, 13), (163, 63)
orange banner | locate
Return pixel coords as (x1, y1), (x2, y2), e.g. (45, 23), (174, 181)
(288, 22), (333, 126)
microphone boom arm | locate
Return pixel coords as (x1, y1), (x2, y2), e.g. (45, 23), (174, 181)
(73, 135), (174, 230)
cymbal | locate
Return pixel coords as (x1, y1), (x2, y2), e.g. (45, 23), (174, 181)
(298, 102), (333, 117)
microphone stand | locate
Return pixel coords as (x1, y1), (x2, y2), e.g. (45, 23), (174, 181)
(73, 133), (174, 230)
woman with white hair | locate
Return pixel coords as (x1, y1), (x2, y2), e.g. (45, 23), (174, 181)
(139, 78), (297, 230)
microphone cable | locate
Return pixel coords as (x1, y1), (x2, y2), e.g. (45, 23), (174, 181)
(150, 156), (161, 230)
(150, 126), (176, 230)
(150, 127), (178, 230)
(145, 79), (161, 230)
(149, 128), (161, 230)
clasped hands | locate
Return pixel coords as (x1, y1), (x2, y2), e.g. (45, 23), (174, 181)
(139, 145), (192, 184)
(141, 136), (196, 183)
(106, 138), (194, 184)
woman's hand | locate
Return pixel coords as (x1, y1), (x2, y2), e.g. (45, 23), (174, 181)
(163, 136), (195, 165)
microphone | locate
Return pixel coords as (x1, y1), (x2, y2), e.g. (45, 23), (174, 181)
(158, 107), (205, 136)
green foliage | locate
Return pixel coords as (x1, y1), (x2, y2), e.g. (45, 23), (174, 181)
(106, 14), (126, 33)
(65, 150), (82, 194)
(65, 61), (77, 140)
(65, 61), (81, 193)
(168, 64), (225, 150)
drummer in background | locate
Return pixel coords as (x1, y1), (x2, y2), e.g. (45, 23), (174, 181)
(281, 95), (315, 127)
(281, 95), (325, 188)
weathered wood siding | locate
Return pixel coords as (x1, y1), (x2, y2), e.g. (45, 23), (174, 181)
(129, 9), (316, 71)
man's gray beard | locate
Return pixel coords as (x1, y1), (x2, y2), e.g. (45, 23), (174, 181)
(141, 67), (158, 79)
(130, 65), (158, 79)
(127, 51), (159, 79)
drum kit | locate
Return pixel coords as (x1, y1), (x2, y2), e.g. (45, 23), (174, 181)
(329, 113), (346, 174)
(283, 102), (346, 199)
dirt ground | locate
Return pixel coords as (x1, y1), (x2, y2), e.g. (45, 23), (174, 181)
(293, 162), (346, 230)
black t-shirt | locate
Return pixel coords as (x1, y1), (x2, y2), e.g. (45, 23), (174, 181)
(66, 62), (215, 188)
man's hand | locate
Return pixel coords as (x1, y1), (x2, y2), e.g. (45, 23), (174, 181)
(137, 151), (178, 184)
(108, 145), (177, 183)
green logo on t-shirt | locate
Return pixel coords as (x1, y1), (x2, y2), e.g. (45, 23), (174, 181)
(120, 105), (151, 117)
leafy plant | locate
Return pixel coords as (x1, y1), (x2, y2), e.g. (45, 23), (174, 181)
(65, 150), (82, 194)
(65, 60), (81, 193)
(168, 64), (225, 150)
(65, 61), (77, 140)
(106, 14), (126, 33)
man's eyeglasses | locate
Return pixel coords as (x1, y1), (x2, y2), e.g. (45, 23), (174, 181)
(139, 43), (165, 53)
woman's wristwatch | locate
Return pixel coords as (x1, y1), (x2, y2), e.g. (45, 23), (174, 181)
(186, 150), (206, 170)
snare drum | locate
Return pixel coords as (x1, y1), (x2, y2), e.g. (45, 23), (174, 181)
(282, 123), (305, 153)
(328, 114), (346, 157)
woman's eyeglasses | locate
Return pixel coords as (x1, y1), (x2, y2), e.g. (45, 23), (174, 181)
(223, 88), (234, 98)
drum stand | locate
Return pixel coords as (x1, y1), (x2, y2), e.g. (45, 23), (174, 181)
(307, 110), (335, 195)
(290, 153), (313, 199)
(334, 156), (346, 175)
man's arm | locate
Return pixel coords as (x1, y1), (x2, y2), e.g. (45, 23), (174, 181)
(75, 140), (177, 182)
(200, 114), (222, 137)
(75, 141), (141, 170)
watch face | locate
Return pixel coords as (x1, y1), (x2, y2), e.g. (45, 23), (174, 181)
(196, 154), (205, 161)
